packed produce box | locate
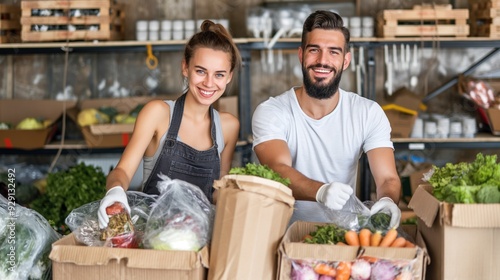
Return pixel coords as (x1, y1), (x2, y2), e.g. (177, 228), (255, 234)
(409, 153), (500, 280)
(51, 176), (213, 280)
(50, 234), (209, 280)
(68, 95), (177, 148)
(277, 221), (429, 280)
(0, 99), (77, 149)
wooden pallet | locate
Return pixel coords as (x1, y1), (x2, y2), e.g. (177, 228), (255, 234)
(469, 0), (500, 37)
(20, 0), (124, 42)
(378, 5), (469, 38)
(0, 4), (21, 43)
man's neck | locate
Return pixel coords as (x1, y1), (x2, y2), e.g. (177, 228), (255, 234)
(295, 87), (340, 120)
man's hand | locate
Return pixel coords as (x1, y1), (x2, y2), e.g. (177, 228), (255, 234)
(370, 197), (401, 229)
(316, 182), (353, 210)
(97, 186), (130, 229)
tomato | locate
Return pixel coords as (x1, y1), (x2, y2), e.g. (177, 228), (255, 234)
(106, 202), (125, 215)
(110, 233), (138, 248)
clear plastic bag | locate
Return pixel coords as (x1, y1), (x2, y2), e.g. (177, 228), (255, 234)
(0, 196), (61, 280)
(143, 174), (214, 251)
(65, 190), (156, 247)
(322, 194), (393, 233)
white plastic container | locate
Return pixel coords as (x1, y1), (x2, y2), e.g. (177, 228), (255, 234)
(136, 20), (148, 31)
(148, 20), (160, 31)
(161, 20), (172, 31)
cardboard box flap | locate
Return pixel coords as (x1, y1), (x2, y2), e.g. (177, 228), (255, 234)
(90, 123), (134, 135)
(363, 247), (418, 260)
(0, 99), (77, 125)
(409, 184), (500, 228)
(283, 242), (358, 261)
(380, 87), (424, 114)
(214, 175), (295, 207)
(408, 184), (440, 227)
(441, 203), (500, 227)
(50, 234), (209, 270)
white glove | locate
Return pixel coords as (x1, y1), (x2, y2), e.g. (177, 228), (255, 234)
(315, 182), (353, 210)
(98, 186), (130, 229)
(370, 197), (401, 229)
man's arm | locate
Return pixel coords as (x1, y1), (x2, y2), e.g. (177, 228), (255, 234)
(254, 139), (324, 200)
(366, 147), (401, 203)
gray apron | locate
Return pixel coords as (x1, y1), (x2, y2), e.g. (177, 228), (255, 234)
(142, 93), (220, 203)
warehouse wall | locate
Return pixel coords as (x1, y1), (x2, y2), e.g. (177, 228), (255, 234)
(1, 0), (498, 170)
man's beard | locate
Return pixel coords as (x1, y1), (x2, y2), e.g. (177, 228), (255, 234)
(302, 63), (343, 100)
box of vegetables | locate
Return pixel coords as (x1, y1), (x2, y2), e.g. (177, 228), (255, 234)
(277, 220), (428, 280)
(409, 153), (500, 280)
(69, 95), (177, 148)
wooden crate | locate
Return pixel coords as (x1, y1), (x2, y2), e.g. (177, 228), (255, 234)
(378, 4), (469, 38)
(0, 4), (21, 43)
(20, 0), (124, 42)
(469, 0), (500, 37)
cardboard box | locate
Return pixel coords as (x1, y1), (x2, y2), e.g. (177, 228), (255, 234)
(50, 233), (209, 280)
(70, 96), (177, 148)
(0, 99), (76, 149)
(208, 175), (295, 280)
(277, 221), (429, 280)
(408, 184), (500, 280)
(381, 87), (425, 138)
(486, 107), (500, 135)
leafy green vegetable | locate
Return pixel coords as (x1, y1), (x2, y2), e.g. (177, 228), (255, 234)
(368, 212), (391, 232)
(0, 201), (60, 280)
(476, 185), (500, 204)
(30, 163), (107, 234)
(428, 153), (500, 204)
(229, 163), (291, 186)
(303, 224), (347, 245)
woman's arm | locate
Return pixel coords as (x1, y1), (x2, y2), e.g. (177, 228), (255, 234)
(106, 100), (170, 191)
(218, 112), (240, 177)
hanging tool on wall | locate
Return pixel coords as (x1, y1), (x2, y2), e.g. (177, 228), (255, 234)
(145, 44), (158, 70)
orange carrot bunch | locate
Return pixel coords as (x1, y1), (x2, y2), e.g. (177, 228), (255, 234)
(344, 228), (416, 248)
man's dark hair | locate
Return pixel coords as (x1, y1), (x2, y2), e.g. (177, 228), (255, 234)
(301, 10), (350, 51)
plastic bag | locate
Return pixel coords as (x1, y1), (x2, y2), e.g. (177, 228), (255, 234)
(100, 202), (137, 248)
(463, 78), (496, 108)
(143, 174), (214, 251)
(65, 191), (156, 247)
(0, 196), (61, 280)
(321, 195), (393, 233)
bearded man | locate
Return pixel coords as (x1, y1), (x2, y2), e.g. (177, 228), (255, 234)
(251, 10), (401, 228)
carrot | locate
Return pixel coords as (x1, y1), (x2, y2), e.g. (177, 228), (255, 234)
(379, 228), (398, 247)
(390, 237), (407, 248)
(345, 230), (360, 246)
(336, 261), (351, 280)
(314, 263), (336, 276)
(360, 255), (378, 263)
(336, 241), (347, 246)
(359, 228), (372, 246)
(405, 240), (416, 248)
(370, 231), (382, 246)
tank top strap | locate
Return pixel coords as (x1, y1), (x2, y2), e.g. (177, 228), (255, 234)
(166, 93), (186, 140)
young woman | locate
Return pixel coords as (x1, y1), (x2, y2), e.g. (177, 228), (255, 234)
(98, 20), (241, 229)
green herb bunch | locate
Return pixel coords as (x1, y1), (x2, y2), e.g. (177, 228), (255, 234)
(30, 162), (107, 234)
(229, 163), (291, 186)
(303, 224), (347, 245)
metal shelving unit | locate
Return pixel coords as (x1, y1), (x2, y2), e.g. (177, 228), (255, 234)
(1, 37), (500, 200)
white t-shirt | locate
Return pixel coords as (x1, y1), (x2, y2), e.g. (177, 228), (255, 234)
(252, 87), (393, 223)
